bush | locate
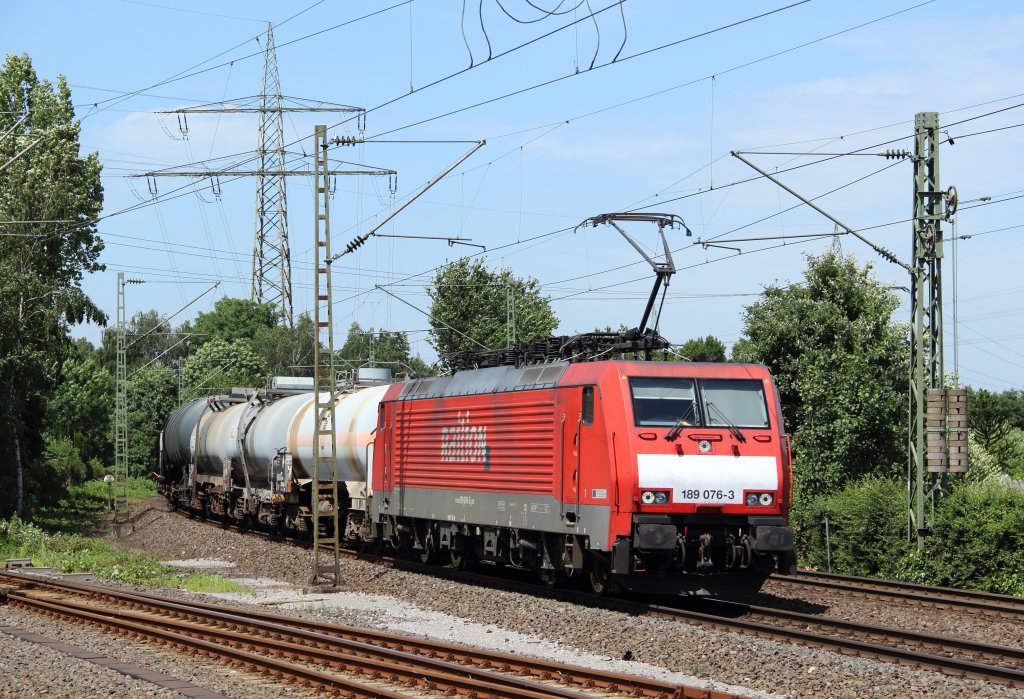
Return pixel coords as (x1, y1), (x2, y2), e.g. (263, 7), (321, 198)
(792, 477), (909, 577)
(919, 481), (1024, 595)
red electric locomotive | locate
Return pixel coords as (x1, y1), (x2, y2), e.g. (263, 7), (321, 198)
(370, 359), (796, 595)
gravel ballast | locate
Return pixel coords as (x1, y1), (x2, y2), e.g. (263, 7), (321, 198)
(9, 496), (1022, 699)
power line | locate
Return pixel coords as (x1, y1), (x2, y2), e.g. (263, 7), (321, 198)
(363, 1), (812, 140)
(81, 2), (410, 117)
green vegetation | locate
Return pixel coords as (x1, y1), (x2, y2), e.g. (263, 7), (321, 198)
(32, 477), (156, 535)
(0, 516), (248, 594)
(427, 258), (558, 369)
(340, 321), (431, 376)
(738, 250), (1024, 596)
(791, 449), (1024, 595)
(739, 250), (908, 501)
(792, 477), (908, 579)
(918, 481), (1024, 594)
(0, 54), (105, 518)
(673, 335), (727, 363)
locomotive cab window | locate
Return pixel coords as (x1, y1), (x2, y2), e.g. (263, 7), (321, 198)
(582, 386), (594, 425)
(629, 377), (697, 427)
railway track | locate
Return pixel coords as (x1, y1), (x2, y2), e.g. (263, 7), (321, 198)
(0, 569), (745, 699)
(346, 556), (1024, 687)
(774, 570), (1024, 619)
(654, 597), (1024, 687)
(160, 502), (1024, 688)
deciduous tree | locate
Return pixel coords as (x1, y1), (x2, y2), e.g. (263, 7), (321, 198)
(182, 297), (277, 349)
(126, 366), (177, 477)
(674, 335), (727, 362)
(339, 322), (432, 376)
(46, 340), (114, 469)
(250, 312), (316, 377)
(180, 339), (265, 401)
(427, 259), (558, 368)
(738, 251), (908, 500)
(0, 54), (105, 516)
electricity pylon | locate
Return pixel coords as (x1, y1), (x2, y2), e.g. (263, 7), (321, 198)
(137, 23), (380, 326)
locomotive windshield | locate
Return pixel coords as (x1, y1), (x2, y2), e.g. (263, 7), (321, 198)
(629, 377), (769, 429)
(630, 378), (697, 426)
(699, 378), (769, 429)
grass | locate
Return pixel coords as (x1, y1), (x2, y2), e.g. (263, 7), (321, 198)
(183, 572), (250, 594)
(3, 477), (251, 595)
(32, 477), (158, 535)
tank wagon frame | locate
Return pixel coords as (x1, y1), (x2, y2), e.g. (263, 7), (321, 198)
(160, 361), (796, 596)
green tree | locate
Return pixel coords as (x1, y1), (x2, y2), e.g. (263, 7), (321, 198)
(182, 297), (277, 349)
(97, 309), (190, 373)
(674, 335), (727, 362)
(46, 341), (114, 469)
(427, 259), (558, 367)
(41, 435), (89, 489)
(793, 477), (908, 578)
(250, 312), (316, 378)
(126, 366), (178, 477)
(0, 54), (105, 517)
(999, 388), (1024, 430)
(738, 251), (908, 500)
(964, 387), (1024, 471)
(180, 339), (265, 401)
(339, 322), (432, 376)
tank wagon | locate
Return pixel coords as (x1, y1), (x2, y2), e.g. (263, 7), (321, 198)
(160, 361), (796, 595)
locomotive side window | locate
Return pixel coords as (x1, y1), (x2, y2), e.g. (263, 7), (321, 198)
(699, 379), (769, 428)
(629, 378), (697, 426)
(582, 386), (594, 425)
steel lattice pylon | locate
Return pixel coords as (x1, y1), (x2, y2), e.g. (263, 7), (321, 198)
(252, 23), (292, 326)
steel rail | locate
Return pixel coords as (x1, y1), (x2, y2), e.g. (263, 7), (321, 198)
(0, 572), (746, 699)
(775, 571), (1024, 618)
(5, 591), (416, 699)
(6, 590), (585, 699)
(152, 509), (1024, 687)
(636, 599), (1024, 687)
(686, 597), (1024, 669)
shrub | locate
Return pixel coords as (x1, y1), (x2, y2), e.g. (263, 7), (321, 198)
(920, 481), (1024, 595)
(791, 476), (909, 577)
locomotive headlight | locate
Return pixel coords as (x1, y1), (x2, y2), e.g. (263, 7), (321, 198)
(759, 492), (774, 506)
(641, 490), (670, 505)
(746, 492), (759, 506)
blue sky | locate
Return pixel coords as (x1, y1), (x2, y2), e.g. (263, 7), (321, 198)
(4, 1), (1024, 390)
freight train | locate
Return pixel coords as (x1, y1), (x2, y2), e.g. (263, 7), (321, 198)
(159, 358), (796, 596)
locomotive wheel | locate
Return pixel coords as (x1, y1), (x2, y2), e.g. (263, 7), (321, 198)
(418, 533), (437, 565)
(449, 543), (474, 571)
(586, 556), (613, 596)
(539, 569), (563, 588)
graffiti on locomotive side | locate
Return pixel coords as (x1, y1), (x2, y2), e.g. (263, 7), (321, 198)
(440, 410), (491, 470)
